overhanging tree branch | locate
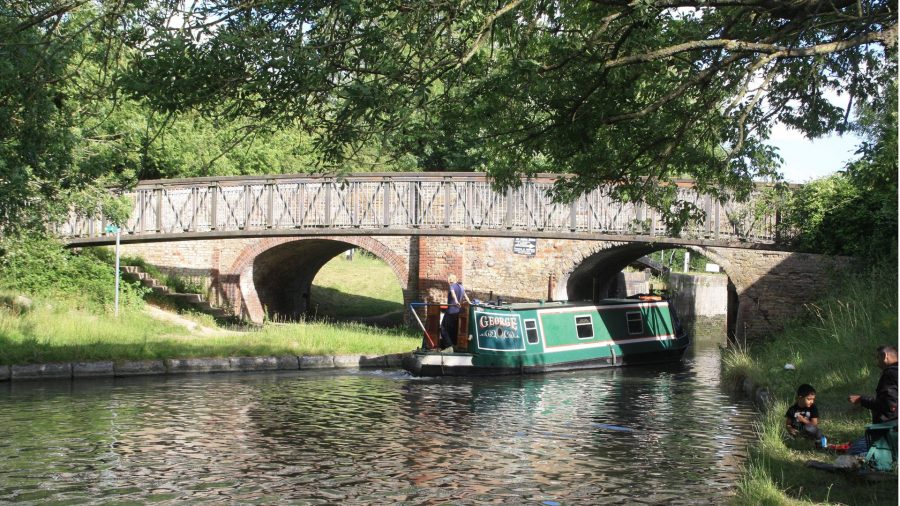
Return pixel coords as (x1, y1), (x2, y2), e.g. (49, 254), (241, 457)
(460, 0), (525, 65)
(604, 25), (897, 68)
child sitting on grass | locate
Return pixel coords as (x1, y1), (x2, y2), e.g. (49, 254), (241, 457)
(786, 383), (828, 448)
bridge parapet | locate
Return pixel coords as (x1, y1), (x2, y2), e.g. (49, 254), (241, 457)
(58, 172), (784, 248)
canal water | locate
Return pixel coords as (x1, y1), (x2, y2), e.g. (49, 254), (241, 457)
(0, 337), (756, 504)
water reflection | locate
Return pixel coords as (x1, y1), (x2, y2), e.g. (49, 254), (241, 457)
(0, 337), (754, 504)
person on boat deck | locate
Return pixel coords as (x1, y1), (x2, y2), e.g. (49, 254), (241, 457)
(846, 345), (898, 455)
(785, 383), (826, 446)
(439, 274), (471, 350)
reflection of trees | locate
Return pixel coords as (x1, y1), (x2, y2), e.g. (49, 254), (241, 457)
(0, 376), (262, 496)
(249, 374), (408, 454)
(460, 360), (754, 499)
(0, 351), (757, 502)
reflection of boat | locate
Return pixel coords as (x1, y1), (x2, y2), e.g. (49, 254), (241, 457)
(403, 297), (689, 377)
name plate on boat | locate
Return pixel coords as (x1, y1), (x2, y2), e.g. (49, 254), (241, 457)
(512, 237), (536, 256)
(474, 311), (525, 351)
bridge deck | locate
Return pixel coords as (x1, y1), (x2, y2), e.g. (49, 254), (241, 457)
(58, 172), (784, 249)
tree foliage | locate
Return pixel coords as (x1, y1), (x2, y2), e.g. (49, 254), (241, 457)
(779, 83), (898, 258)
(0, 2), (361, 234)
(0, 0), (896, 238)
(124, 0), (897, 225)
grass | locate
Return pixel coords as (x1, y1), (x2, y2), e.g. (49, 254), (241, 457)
(0, 240), (420, 366)
(310, 251), (404, 318)
(0, 245), (419, 366)
(0, 299), (419, 365)
(723, 260), (898, 505)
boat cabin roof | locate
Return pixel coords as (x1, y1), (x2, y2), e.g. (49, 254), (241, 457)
(472, 298), (664, 312)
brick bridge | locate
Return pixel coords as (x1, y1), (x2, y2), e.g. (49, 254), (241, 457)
(115, 235), (845, 341)
(73, 173), (845, 342)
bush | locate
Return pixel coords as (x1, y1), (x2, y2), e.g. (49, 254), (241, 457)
(0, 236), (146, 310)
(778, 83), (897, 259)
(780, 173), (897, 258)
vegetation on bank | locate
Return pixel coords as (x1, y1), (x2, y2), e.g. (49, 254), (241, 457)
(722, 259), (898, 505)
(720, 86), (897, 505)
(0, 303), (418, 365)
(0, 237), (418, 366)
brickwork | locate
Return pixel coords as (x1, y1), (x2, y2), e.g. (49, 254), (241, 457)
(417, 236), (466, 303)
(121, 236), (414, 322)
(119, 236), (849, 341)
(458, 237), (624, 302)
(699, 247), (851, 342)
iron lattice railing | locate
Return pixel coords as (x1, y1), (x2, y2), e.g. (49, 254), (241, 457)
(56, 173), (784, 245)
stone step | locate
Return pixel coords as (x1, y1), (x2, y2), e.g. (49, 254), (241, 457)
(151, 285), (171, 295)
(124, 272), (151, 282)
(169, 293), (203, 304)
(121, 265), (232, 320)
(194, 301), (228, 314)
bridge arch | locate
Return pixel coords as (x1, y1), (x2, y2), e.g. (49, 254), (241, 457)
(225, 236), (411, 323)
(559, 243), (740, 336)
(561, 242), (659, 301)
(117, 234), (846, 341)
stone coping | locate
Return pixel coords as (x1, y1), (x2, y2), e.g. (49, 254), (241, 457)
(0, 353), (411, 382)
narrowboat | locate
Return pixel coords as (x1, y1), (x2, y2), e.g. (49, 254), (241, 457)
(403, 297), (689, 376)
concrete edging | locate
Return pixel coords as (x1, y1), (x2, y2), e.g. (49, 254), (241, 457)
(0, 353), (411, 382)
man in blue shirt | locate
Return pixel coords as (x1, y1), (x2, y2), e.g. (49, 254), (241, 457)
(439, 274), (470, 351)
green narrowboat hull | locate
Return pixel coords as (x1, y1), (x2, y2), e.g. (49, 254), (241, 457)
(404, 298), (689, 377)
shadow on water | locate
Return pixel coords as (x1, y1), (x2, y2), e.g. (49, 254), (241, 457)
(0, 338), (755, 504)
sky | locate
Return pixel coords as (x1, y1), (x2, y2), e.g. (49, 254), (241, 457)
(768, 124), (862, 183)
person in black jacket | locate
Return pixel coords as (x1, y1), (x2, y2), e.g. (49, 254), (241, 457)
(846, 345), (898, 455)
(849, 345), (898, 423)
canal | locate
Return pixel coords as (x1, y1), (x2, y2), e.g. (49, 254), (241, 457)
(0, 337), (755, 504)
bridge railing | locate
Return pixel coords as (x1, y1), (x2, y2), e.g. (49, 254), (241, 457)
(56, 173), (783, 244)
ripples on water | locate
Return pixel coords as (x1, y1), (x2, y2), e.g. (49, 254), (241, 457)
(0, 339), (755, 504)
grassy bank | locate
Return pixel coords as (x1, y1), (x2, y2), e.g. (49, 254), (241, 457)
(722, 260), (898, 505)
(0, 299), (419, 365)
(0, 238), (419, 366)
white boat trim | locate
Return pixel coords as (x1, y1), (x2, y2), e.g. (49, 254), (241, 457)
(417, 354), (474, 367)
(534, 302), (667, 315)
(541, 334), (676, 354)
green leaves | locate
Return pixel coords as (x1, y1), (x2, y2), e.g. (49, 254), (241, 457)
(0, 1), (896, 238)
(778, 80), (897, 258)
(0, 236), (147, 309)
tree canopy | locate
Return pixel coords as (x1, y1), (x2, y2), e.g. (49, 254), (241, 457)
(1, 0), (897, 234)
(125, 0), (896, 222)
(779, 81), (897, 258)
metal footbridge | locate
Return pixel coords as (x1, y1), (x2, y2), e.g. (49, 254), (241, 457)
(58, 172), (783, 248)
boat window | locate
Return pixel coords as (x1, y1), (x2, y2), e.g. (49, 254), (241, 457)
(575, 315), (594, 339)
(525, 319), (539, 344)
(626, 312), (643, 335)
